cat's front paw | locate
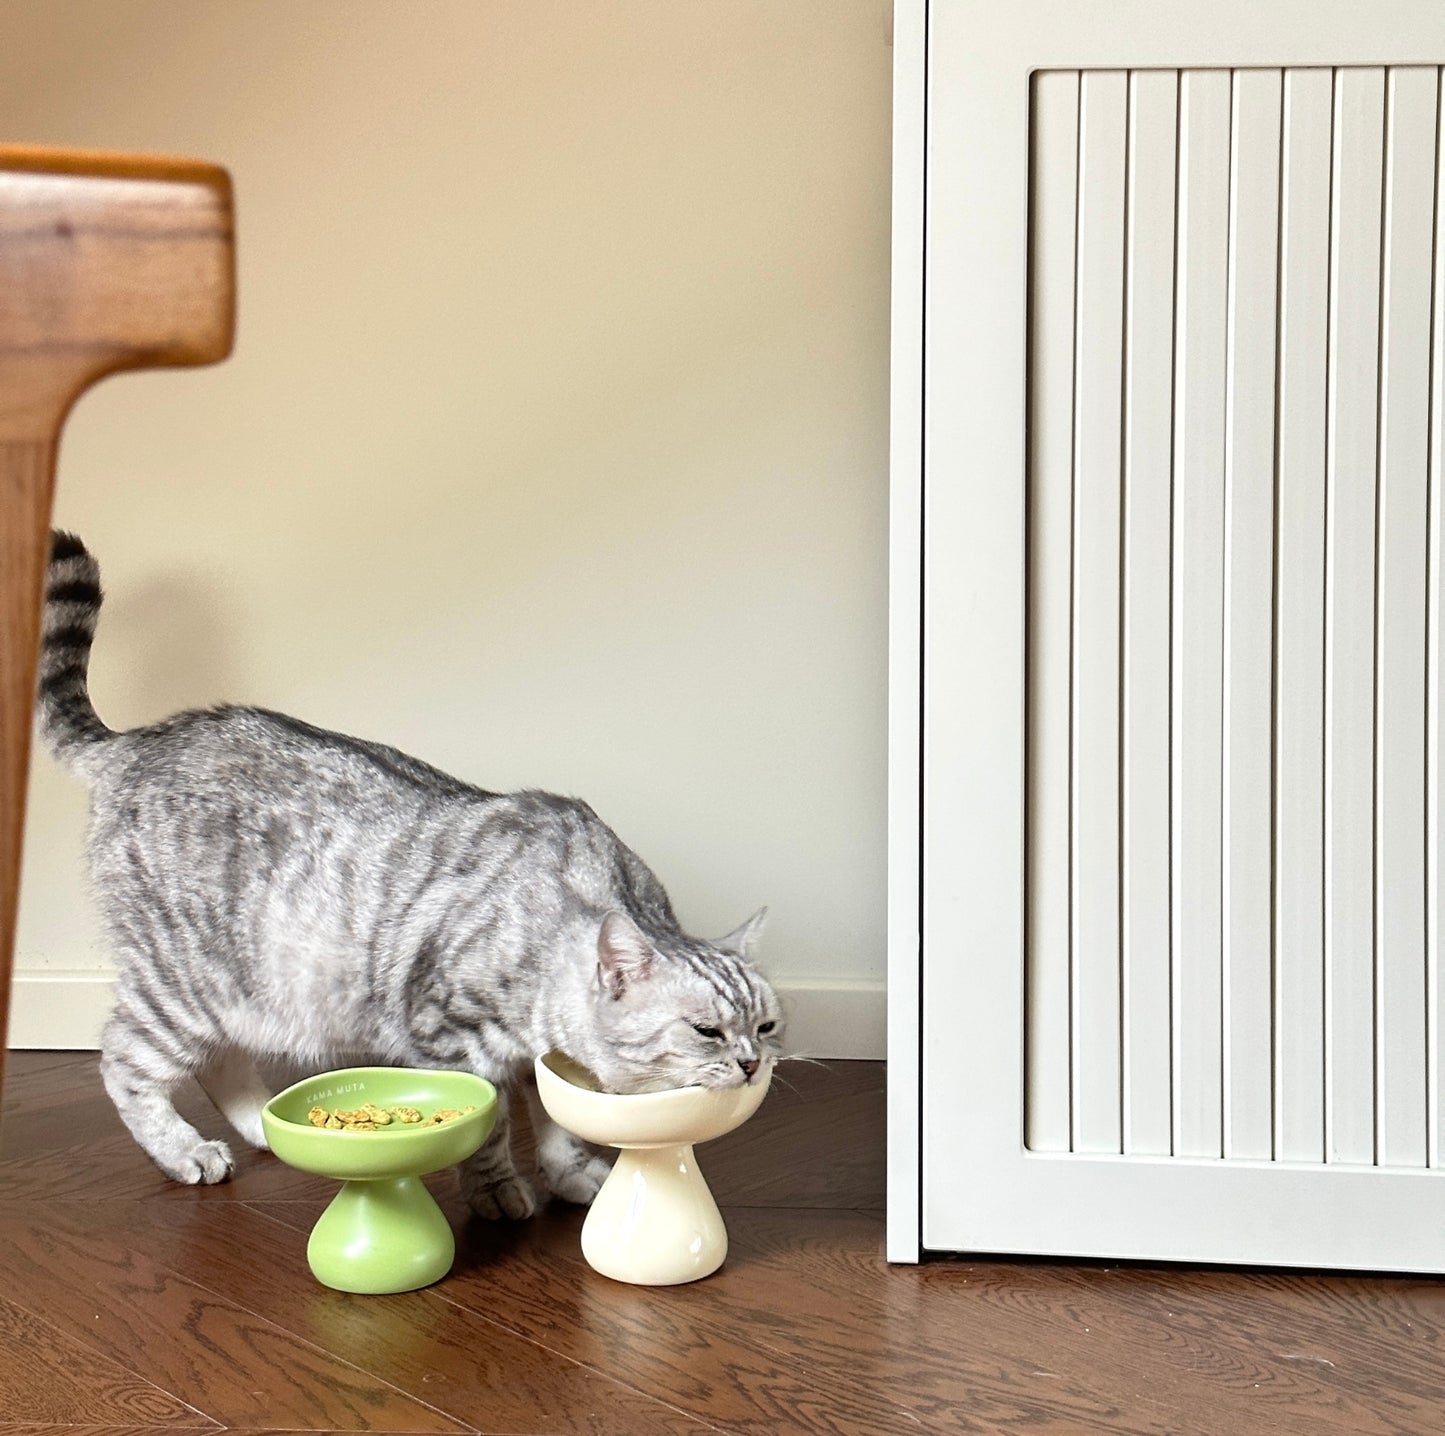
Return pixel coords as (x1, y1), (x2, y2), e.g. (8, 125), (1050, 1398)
(167, 1139), (235, 1185)
(462, 1168), (538, 1220)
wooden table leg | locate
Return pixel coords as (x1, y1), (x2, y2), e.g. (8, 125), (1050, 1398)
(0, 146), (235, 1097)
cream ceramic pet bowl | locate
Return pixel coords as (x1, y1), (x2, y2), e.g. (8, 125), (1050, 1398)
(534, 1050), (770, 1285)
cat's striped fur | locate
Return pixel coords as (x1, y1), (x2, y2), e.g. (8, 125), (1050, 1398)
(37, 532), (783, 1217)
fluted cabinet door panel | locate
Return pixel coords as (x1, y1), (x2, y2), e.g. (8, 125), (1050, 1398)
(1028, 64), (1445, 1173)
(1023, 61), (1445, 1182)
(902, 0), (1445, 1271)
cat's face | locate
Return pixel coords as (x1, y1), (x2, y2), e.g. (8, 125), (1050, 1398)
(585, 909), (785, 1094)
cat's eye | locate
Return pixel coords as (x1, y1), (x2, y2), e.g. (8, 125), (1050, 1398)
(757, 1021), (776, 1035)
(692, 1024), (723, 1040)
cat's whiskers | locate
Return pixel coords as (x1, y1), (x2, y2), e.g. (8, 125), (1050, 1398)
(778, 1051), (833, 1072)
(768, 1068), (804, 1098)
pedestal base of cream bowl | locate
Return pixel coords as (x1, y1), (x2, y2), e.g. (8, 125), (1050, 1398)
(534, 1051), (770, 1285)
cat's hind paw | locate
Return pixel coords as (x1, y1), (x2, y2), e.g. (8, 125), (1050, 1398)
(167, 1139), (235, 1185)
(223, 1107), (268, 1151)
(462, 1169), (538, 1220)
(547, 1152), (614, 1206)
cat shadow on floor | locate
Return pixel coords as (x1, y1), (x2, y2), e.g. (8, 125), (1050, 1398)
(451, 1181), (587, 1273)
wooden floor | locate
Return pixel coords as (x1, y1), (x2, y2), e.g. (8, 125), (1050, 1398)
(1, 1053), (1444, 1435)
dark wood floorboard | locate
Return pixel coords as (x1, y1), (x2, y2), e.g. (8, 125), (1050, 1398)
(0, 1291), (215, 1430)
(3, 1052), (1445, 1434)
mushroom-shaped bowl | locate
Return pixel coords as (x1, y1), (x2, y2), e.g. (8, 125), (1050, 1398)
(262, 1066), (496, 1294)
(534, 1050), (770, 1285)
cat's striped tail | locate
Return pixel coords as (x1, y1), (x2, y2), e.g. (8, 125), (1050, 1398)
(36, 531), (115, 774)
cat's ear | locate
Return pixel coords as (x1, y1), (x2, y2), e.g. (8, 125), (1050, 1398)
(597, 910), (656, 998)
(714, 906), (767, 956)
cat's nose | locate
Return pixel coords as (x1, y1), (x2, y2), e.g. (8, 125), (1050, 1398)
(738, 1057), (759, 1081)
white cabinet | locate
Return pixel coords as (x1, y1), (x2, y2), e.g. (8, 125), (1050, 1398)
(888, 0), (1445, 1269)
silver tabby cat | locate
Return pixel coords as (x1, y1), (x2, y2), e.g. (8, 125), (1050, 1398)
(37, 532), (783, 1218)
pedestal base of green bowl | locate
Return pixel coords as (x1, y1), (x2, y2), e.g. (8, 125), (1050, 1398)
(306, 1175), (455, 1294)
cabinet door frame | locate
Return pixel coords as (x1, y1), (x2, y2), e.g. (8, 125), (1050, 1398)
(887, 0), (1445, 1268)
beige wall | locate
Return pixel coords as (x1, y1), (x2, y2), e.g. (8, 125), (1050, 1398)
(5, 1), (892, 1054)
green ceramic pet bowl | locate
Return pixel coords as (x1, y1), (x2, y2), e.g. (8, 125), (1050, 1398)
(262, 1066), (497, 1295)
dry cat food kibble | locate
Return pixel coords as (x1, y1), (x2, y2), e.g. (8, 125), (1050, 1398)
(305, 1102), (476, 1131)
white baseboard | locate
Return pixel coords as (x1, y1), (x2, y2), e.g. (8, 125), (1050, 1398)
(773, 977), (886, 1060)
(8, 970), (116, 1049)
(7, 970), (887, 1061)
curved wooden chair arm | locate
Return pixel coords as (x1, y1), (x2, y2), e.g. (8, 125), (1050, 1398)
(0, 145), (235, 1093)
